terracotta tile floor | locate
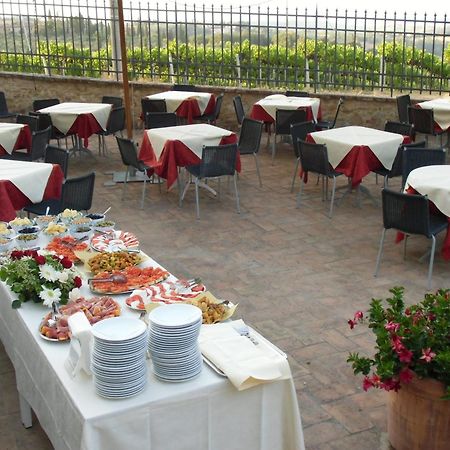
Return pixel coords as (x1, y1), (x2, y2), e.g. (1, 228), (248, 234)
(0, 130), (448, 449)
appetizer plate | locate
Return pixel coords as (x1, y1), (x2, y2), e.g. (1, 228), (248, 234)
(91, 230), (139, 252)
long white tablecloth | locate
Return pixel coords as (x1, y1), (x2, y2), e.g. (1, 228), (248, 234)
(0, 245), (304, 450)
(255, 94), (321, 122)
(146, 91), (213, 116)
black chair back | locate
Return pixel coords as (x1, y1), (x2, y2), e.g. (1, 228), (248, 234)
(238, 118), (263, 155)
(172, 84), (198, 92)
(107, 106), (126, 134)
(213, 94), (224, 122)
(0, 91), (15, 118)
(233, 95), (245, 125)
(396, 94), (411, 123)
(116, 136), (141, 169)
(384, 120), (414, 138)
(388, 140), (427, 179)
(275, 109), (307, 135)
(330, 97), (344, 128)
(381, 188), (431, 237)
(402, 147), (446, 187)
(61, 172), (95, 212)
(16, 114), (39, 132)
(285, 91), (309, 97)
(44, 145), (69, 178)
(30, 127), (52, 161)
(33, 98), (60, 111)
(102, 96), (123, 108)
(298, 140), (331, 176)
(145, 112), (177, 129)
(291, 121), (316, 158)
(141, 98), (167, 119)
(199, 143), (238, 178)
(408, 107), (435, 135)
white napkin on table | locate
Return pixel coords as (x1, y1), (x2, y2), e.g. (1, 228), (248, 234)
(199, 320), (291, 391)
(65, 312), (93, 377)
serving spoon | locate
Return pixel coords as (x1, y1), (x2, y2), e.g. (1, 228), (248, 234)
(88, 274), (128, 284)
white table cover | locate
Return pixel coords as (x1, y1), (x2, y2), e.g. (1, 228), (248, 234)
(405, 165), (450, 217)
(309, 126), (404, 169)
(38, 102), (111, 134)
(0, 159), (53, 203)
(146, 91), (213, 115)
(255, 94), (321, 122)
(146, 123), (234, 159)
(417, 98), (450, 131)
(0, 244), (304, 450)
(0, 123), (26, 154)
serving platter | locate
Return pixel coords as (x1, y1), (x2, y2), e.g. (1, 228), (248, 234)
(91, 231), (139, 252)
(45, 236), (89, 263)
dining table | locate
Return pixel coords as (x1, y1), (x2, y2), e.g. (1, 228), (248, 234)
(0, 234), (305, 450)
(0, 159), (64, 221)
(37, 102), (112, 156)
(0, 122), (32, 155)
(415, 98), (450, 133)
(144, 91), (215, 124)
(139, 123), (240, 190)
(250, 94), (322, 124)
(404, 165), (450, 259)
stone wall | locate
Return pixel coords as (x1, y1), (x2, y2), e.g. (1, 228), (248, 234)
(0, 72), (433, 134)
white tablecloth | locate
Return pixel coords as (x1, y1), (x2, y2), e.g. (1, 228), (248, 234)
(146, 124), (234, 159)
(38, 102), (111, 134)
(0, 159), (53, 202)
(146, 91), (213, 116)
(0, 123), (26, 154)
(309, 125), (404, 169)
(0, 244), (304, 450)
(417, 98), (450, 131)
(255, 94), (321, 122)
(405, 165), (450, 217)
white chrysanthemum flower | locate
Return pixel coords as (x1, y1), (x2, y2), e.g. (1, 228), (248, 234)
(57, 270), (69, 283)
(39, 287), (62, 307)
(68, 287), (81, 302)
(39, 263), (59, 282)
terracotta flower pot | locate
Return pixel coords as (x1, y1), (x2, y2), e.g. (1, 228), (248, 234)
(387, 376), (450, 450)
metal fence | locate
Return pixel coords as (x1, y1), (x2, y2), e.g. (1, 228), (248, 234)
(0, 0), (449, 95)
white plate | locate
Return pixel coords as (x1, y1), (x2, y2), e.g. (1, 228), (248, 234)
(92, 317), (147, 342)
(91, 230), (139, 252)
(149, 304), (202, 328)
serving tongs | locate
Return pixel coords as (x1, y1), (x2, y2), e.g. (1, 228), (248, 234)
(47, 302), (62, 328)
(174, 277), (202, 293)
(88, 273), (128, 284)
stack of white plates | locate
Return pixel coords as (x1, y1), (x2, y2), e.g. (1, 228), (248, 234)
(148, 304), (203, 382)
(91, 317), (148, 399)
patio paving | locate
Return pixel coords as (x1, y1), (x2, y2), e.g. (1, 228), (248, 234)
(0, 129), (448, 449)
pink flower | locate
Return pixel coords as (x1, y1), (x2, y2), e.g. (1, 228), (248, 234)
(362, 376), (373, 391)
(398, 348), (413, 363)
(384, 321), (400, 333)
(390, 334), (404, 352)
(74, 276), (82, 288)
(381, 378), (401, 392)
(354, 311), (364, 321)
(399, 367), (414, 384)
(405, 308), (411, 315)
(33, 255), (46, 265)
(348, 319), (356, 330)
(420, 348), (436, 363)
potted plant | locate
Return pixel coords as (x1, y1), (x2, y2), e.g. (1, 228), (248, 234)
(347, 287), (449, 450)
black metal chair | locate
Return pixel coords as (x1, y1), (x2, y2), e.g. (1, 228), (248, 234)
(24, 172), (96, 216)
(141, 98), (167, 126)
(0, 92), (17, 119)
(372, 140), (426, 188)
(374, 188), (448, 289)
(6, 127), (51, 162)
(181, 143), (240, 219)
(290, 121), (316, 192)
(407, 106), (446, 146)
(96, 106), (125, 156)
(116, 136), (151, 209)
(285, 91), (309, 97)
(16, 114), (39, 132)
(272, 109), (307, 161)
(145, 112), (178, 129)
(396, 94), (411, 123)
(196, 93), (224, 125)
(32, 98), (60, 111)
(384, 120), (415, 139)
(172, 84), (198, 92)
(30, 111), (73, 145)
(315, 97), (344, 131)
(296, 140), (344, 218)
(101, 96), (123, 109)
(233, 95), (245, 126)
(238, 118), (264, 187)
(44, 145), (70, 179)
(402, 147), (446, 188)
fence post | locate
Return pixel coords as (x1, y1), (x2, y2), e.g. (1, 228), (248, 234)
(168, 53), (175, 83)
(235, 54), (241, 87)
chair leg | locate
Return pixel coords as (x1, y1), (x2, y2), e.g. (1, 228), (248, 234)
(290, 159), (299, 193)
(253, 153), (262, 187)
(374, 228), (387, 277)
(194, 179), (200, 219)
(271, 136), (277, 163)
(403, 235), (408, 260)
(427, 236), (437, 290)
(296, 179), (305, 208)
(233, 172), (240, 214)
(328, 176), (337, 218)
(140, 177), (147, 209)
(122, 167), (129, 200)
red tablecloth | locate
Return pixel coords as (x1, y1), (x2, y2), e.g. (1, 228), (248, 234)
(0, 164), (64, 221)
(139, 133), (240, 189)
(66, 114), (103, 148)
(0, 125), (32, 156)
(249, 104), (322, 124)
(305, 135), (411, 187)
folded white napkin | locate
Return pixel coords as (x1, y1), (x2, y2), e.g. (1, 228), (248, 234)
(65, 312), (93, 377)
(199, 320), (291, 391)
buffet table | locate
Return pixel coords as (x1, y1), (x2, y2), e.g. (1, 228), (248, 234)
(144, 91), (215, 124)
(0, 160), (64, 221)
(0, 123), (32, 155)
(0, 239), (304, 450)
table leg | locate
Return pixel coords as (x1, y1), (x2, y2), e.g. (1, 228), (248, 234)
(68, 136), (96, 159)
(19, 392), (33, 428)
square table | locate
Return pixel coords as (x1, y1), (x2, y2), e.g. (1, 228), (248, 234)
(0, 160), (64, 221)
(38, 102), (112, 156)
(0, 122), (32, 155)
(0, 246), (305, 450)
(416, 98), (450, 133)
(250, 94), (322, 124)
(144, 91), (215, 124)
(139, 123), (240, 190)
